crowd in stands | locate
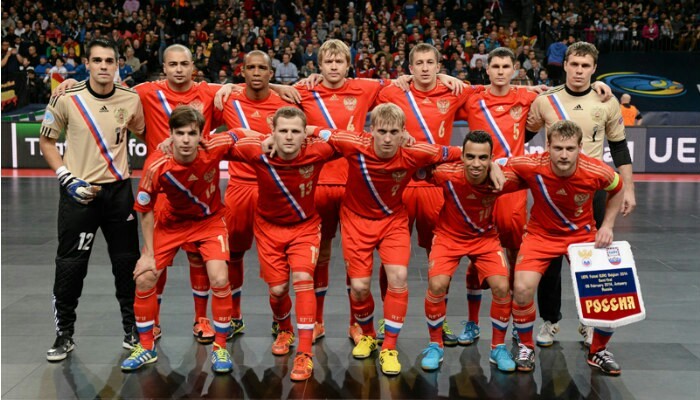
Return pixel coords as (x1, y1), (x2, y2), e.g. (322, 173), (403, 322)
(2, 0), (699, 107)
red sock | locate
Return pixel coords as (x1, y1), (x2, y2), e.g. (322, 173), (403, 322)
(590, 327), (614, 354)
(350, 292), (376, 337)
(382, 286), (409, 350)
(269, 289), (293, 332)
(134, 287), (157, 350)
(346, 274), (357, 325)
(211, 284), (232, 348)
(490, 293), (512, 348)
(293, 280), (316, 354)
(466, 267), (482, 324)
(229, 254), (244, 320)
(379, 265), (388, 302)
(314, 259), (329, 324)
(155, 268), (167, 326)
(189, 254), (209, 321)
(424, 289), (446, 346)
(512, 301), (537, 348)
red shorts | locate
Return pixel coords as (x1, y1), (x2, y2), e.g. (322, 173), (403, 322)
(493, 190), (527, 249)
(153, 209), (229, 270)
(403, 185), (444, 249)
(515, 228), (596, 274)
(254, 213), (322, 287)
(429, 230), (509, 284)
(340, 206), (411, 279)
(315, 184), (345, 240)
(224, 182), (259, 253)
(154, 194), (199, 257)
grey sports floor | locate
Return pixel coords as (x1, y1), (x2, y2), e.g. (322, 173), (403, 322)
(2, 177), (699, 399)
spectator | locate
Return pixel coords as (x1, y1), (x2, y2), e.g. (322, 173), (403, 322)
(123, 0), (140, 14)
(535, 69), (552, 86)
(469, 58), (489, 84)
(660, 19), (675, 51)
(629, 21), (642, 51)
(451, 59), (469, 78)
(300, 59), (317, 78)
(217, 69), (231, 84)
(470, 42), (488, 68)
(118, 56), (134, 86)
(511, 67), (532, 86)
(612, 21), (629, 51)
(73, 56), (89, 81)
(546, 37), (567, 85)
(527, 58), (543, 82)
(275, 53), (298, 84)
(642, 17), (659, 51)
(34, 55), (52, 81)
(620, 94), (643, 126)
(301, 43), (317, 67)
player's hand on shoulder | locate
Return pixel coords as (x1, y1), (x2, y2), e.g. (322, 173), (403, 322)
(594, 226), (614, 248)
(214, 83), (241, 110)
(488, 161), (506, 192)
(437, 73), (465, 95)
(277, 85), (301, 104)
(392, 74), (412, 92)
(299, 73), (323, 90)
(157, 137), (174, 155)
(592, 81), (613, 102)
(53, 78), (78, 96)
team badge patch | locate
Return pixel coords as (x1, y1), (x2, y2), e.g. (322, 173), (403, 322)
(578, 249), (593, 267)
(188, 100), (204, 113)
(436, 99), (450, 114)
(204, 168), (216, 183)
(509, 105), (522, 120)
(136, 191), (151, 206)
(44, 110), (55, 125)
(392, 171), (407, 182)
(607, 247), (622, 265)
(299, 165), (314, 179)
(590, 107), (604, 123)
(114, 108), (128, 125)
(574, 193), (590, 206)
(344, 96), (357, 111)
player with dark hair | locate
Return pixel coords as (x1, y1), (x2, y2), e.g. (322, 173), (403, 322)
(526, 41), (635, 348)
(40, 38), (145, 361)
(420, 130), (521, 372)
(507, 120), (625, 375)
(121, 106), (254, 373)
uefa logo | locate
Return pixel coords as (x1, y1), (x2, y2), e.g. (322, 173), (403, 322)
(597, 72), (686, 98)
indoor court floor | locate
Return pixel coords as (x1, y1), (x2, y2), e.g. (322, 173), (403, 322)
(2, 174), (699, 399)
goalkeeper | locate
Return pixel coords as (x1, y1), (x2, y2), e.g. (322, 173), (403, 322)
(38, 38), (146, 363)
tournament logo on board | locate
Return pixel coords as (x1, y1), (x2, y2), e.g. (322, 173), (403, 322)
(607, 247), (622, 265)
(597, 72), (686, 98)
(568, 241), (646, 328)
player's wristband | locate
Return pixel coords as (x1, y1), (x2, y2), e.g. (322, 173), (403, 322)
(55, 166), (69, 178)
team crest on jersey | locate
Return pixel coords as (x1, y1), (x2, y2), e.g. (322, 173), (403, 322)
(299, 165), (314, 179)
(510, 105), (522, 120)
(344, 96), (357, 111)
(392, 171), (407, 182)
(114, 108), (128, 124)
(436, 99), (450, 114)
(266, 115), (274, 128)
(574, 193), (590, 206)
(578, 249), (593, 267)
(607, 247), (622, 265)
(590, 107), (604, 123)
(188, 100), (204, 113)
(204, 168), (216, 183)
(481, 195), (496, 207)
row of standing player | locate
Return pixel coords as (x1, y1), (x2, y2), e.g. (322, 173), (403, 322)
(42, 37), (635, 380)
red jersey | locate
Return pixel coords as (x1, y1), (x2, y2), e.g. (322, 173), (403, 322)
(321, 129), (462, 219)
(221, 87), (293, 184)
(228, 136), (336, 225)
(457, 87), (537, 159)
(502, 152), (623, 236)
(296, 78), (389, 185)
(135, 80), (223, 154)
(432, 162), (522, 240)
(135, 131), (243, 220)
(377, 81), (478, 146)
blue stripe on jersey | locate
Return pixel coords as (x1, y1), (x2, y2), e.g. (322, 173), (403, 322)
(260, 154), (307, 221)
(156, 90), (172, 117)
(446, 181), (491, 233)
(550, 94), (569, 120)
(535, 174), (578, 231)
(358, 153), (392, 216)
(312, 92), (337, 129)
(232, 100), (250, 129)
(164, 171), (211, 216)
(72, 95), (124, 180)
(405, 91), (435, 144)
(478, 99), (512, 157)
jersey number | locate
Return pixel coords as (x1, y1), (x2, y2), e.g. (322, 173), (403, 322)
(77, 232), (94, 251)
(478, 206), (492, 222)
(299, 181), (313, 198)
(204, 183), (216, 199)
(217, 234), (230, 253)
